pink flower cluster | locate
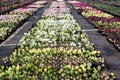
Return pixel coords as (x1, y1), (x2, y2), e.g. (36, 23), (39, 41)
(24, 1), (47, 9)
(68, 0), (90, 9)
(12, 1), (47, 14)
(44, 1), (70, 14)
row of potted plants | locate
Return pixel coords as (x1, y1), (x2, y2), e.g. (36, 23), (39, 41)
(0, 1), (115, 79)
(69, 0), (120, 51)
(0, 1), (47, 42)
(9, 1), (47, 18)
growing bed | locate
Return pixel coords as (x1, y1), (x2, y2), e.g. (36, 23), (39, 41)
(0, 1), (115, 79)
(0, 1), (47, 43)
(69, 0), (120, 51)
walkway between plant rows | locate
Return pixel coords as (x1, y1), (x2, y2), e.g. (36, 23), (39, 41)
(0, 3), (51, 65)
(66, 2), (120, 79)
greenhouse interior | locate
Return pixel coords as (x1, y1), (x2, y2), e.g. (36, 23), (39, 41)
(0, 0), (120, 79)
